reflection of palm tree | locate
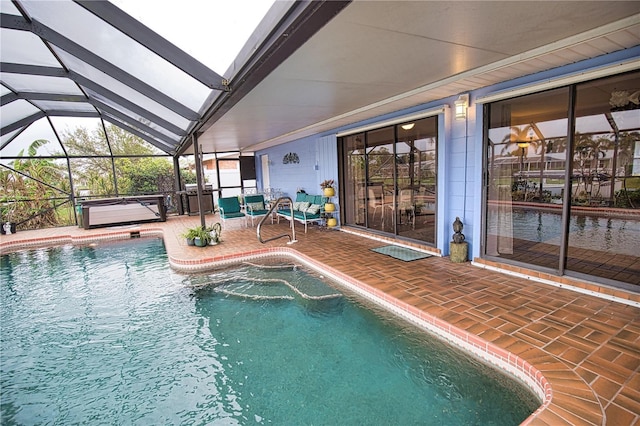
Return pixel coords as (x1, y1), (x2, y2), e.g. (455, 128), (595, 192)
(573, 133), (607, 203)
(616, 131), (639, 175)
(500, 125), (534, 156)
(601, 121), (639, 205)
(501, 125), (541, 201)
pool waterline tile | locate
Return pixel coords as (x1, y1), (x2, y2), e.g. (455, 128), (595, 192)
(1, 216), (639, 425)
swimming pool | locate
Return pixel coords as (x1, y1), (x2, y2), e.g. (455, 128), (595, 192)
(1, 238), (539, 424)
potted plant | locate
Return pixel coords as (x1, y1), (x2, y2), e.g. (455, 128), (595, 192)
(320, 179), (335, 197)
(182, 226), (200, 246)
(192, 226), (211, 247)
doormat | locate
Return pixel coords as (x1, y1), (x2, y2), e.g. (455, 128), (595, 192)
(370, 245), (432, 262)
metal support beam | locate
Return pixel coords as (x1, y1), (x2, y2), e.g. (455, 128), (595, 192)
(173, 156), (184, 215)
(1, 112), (45, 136)
(0, 92), (19, 106)
(72, 72), (188, 136)
(101, 116), (176, 153)
(192, 134), (207, 228)
(2, 14), (200, 121)
(1, 62), (187, 144)
(0, 62), (66, 77)
(90, 98), (181, 145)
(75, 0), (228, 91)
(183, 0), (352, 154)
(10, 92), (88, 103)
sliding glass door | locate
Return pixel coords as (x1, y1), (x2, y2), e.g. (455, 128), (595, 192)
(568, 73), (640, 285)
(485, 88), (570, 270)
(341, 116), (438, 245)
(484, 71), (640, 288)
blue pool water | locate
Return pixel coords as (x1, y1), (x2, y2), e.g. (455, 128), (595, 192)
(1, 238), (539, 425)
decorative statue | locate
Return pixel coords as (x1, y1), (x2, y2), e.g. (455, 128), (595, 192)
(452, 217), (465, 243)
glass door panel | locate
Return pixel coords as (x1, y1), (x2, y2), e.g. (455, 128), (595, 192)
(366, 127), (395, 232)
(340, 116), (439, 246)
(567, 72), (640, 285)
(343, 133), (366, 226)
(485, 88), (569, 269)
(395, 117), (437, 243)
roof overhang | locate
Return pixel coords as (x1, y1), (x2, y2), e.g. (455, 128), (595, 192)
(192, 1), (640, 155)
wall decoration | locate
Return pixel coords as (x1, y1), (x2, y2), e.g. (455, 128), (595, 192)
(283, 152), (300, 164)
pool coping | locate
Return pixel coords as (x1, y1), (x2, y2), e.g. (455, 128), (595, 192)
(1, 229), (562, 424)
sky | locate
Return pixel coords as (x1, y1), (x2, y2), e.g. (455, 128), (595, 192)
(110, 0), (277, 74)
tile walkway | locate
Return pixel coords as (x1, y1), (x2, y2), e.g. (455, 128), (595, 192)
(1, 214), (638, 425)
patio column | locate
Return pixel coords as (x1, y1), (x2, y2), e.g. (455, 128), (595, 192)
(192, 133), (206, 228)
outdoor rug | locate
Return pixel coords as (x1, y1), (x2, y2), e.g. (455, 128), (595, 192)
(370, 245), (432, 262)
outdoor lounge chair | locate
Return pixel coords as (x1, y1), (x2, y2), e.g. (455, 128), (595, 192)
(244, 194), (269, 227)
(218, 196), (246, 228)
(276, 192), (325, 233)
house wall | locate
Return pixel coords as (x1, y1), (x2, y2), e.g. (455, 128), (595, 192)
(256, 134), (338, 197)
(256, 47), (639, 257)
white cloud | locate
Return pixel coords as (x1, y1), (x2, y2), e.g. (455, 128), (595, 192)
(110, 0), (276, 74)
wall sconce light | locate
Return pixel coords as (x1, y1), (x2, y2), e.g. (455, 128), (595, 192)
(401, 123), (415, 130)
(454, 94), (469, 120)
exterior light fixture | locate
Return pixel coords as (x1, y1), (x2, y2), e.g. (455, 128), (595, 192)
(454, 94), (469, 120)
(401, 123), (415, 130)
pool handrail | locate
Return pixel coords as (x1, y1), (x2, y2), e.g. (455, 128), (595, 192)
(257, 196), (297, 244)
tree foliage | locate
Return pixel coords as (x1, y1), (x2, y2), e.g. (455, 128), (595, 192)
(1, 124), (196, 230)
(0, 139), (71, 229)
(61, 124), (192, 196)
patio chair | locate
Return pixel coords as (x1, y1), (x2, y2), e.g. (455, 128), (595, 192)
(244, 194), (269, 227)
(387, 188), (415, 229)
(218, 196), (246, 228)
(368, 186), (384, 224)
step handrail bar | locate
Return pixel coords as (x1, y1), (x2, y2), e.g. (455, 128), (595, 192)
(257, 196), (297, 244)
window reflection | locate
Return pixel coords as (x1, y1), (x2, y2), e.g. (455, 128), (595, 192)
(484, 71), (640, 288)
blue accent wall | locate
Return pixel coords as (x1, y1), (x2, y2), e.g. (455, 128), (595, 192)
(256, 47), (638, 258)
(256, 135), (340, 223)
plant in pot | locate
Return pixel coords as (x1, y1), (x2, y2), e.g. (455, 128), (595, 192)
(183, 225), (211, 247)
(192, 226), (212, 247)
(182, 226), (200, 246)
(320, 179), (335, 197)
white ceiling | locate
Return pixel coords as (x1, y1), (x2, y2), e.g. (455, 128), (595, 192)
(194, 1), (640, 155)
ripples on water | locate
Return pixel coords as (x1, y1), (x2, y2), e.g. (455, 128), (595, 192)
(1, 239), (539, 425)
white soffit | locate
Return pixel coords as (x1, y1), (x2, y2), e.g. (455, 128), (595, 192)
(196, 3), (640, 154)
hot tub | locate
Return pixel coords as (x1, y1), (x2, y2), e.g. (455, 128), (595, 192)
(78, 195), (166, 229)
